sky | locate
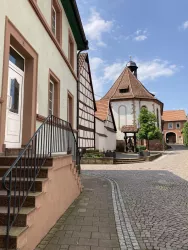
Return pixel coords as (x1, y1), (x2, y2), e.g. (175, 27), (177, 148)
(77, 0), (188, 113)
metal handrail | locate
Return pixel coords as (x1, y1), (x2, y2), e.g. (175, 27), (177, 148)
(2, 115), (80, 249)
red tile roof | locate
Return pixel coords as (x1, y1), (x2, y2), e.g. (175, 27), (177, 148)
(95, 99), (109, 121)
(102, 67), (163, 108)
(162, 110), (187, 122)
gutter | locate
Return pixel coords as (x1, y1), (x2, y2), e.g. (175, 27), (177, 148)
(70, 0), (89, 49)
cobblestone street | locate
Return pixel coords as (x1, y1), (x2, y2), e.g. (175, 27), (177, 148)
(82, 146), (188, 250)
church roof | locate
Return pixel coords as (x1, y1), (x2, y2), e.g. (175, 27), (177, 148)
(162, 110), (187, 122)
(95, 99), (109, 121)
(102, 67), (162, 105)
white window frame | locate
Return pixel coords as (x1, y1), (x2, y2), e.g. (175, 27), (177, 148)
(168, 122), (173, 129)
(52, 5), (57, 36)
(49, 81), (54, 115)
(176, 122), (180, 129)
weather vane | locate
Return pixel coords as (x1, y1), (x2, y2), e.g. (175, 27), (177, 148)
(129, 56), (132, 61)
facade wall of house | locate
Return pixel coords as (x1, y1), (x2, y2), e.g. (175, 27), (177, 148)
(163, 121), (185, 144)
(106, 129), (116, 151)
(111, 100), (162, 141)
(37, 0), (77, 66)
(95, 118), (116, 151)
(78, 56), (95, 150)
(0, 0), (78, 129)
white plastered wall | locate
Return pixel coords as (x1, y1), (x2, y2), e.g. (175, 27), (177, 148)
(111, 100), (162, 141)
(0, 0), (78, 130)
(95, 118), (116, 151)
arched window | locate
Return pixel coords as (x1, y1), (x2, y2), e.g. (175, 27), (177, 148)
(157, 108), (159, 128)
(118, 105), (127, 129)
(141, 105), (147, 110)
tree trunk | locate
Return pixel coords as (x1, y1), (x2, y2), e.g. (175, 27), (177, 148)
(146, 139), (150, 150)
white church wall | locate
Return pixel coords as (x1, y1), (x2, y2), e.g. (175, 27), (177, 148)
(111, 100), (133, 140)
(111, 99), (162, 142)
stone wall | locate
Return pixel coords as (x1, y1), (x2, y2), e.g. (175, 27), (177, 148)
(81, 157), (114, 164)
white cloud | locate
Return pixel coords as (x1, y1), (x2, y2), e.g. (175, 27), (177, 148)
(124, 29), (148, 42)
(137, 59), (180, 81)
(84, 9), (113, 46)
(89, 57), (181, 97)
(134, 35), (148, 41)
(180, 20), (188, 30)
(134, 29), (148, 41)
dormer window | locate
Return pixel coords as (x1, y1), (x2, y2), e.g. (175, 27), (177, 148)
(51, 0), (62, 45)
(119, 87), (129, 93)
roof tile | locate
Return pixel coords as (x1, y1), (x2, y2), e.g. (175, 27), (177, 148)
(162, 110), (187, 122)
(102, 67), (163, 105)
(95, 99), (109, 121)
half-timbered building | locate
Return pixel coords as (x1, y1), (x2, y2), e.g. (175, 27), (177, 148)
(95, 99), (117, 151)
(78, 53), (96, 150)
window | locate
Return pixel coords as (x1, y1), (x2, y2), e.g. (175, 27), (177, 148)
(68, 33), (74, 69)
(141, 105), (147, 110)
(49, 81), (54, 115)
(48, 70), (60, 117)
(52, 6), (56, 36)
(168, 122), (173, 129)
(51, 0), (62, 45)
(118, 105), (127, 129)
(119, 88), (129, 93)
(176, 123), (180, 129)
(68, 92), (74, 127)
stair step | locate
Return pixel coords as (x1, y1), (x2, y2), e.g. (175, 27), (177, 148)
(114, 159), (145, 164)
(4, 148), (24, 157)
(0, 207), (35, 227)
(0, 226), (27, 249)
(0, 166), (49, 178)
(0, 191), (43, 207)
(0, 177), (48, 192)
(0, 157), (53, 166)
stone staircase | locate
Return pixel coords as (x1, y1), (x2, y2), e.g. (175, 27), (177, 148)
(114, 158), (145, 164)
(0, 150), (82, 249)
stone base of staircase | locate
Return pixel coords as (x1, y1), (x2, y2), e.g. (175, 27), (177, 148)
(0, 154), (81, 250)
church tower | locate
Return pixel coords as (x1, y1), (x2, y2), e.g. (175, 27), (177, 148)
(126, 59), (138, 78)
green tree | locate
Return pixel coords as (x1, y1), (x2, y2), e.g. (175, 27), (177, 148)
(137, 107), (162, 150)
(183, 122), (188, 146)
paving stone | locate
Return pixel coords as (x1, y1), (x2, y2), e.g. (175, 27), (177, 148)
(72, 231), (91, 238)
(78, 238), (99, 246)
(58, 237), (79, 245)
(91, 247), (113, 250)
(92, 232), (110, 239)
(36, 176), (120, 250)
(69, 246), (90, 250)
(81, 226), (99, 232)
(82, 146), (188, 250)
(99, 239), (120, 248)
(44, 244), (61, 250)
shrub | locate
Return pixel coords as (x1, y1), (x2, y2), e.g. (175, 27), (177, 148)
(137, 145), (146, 151)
